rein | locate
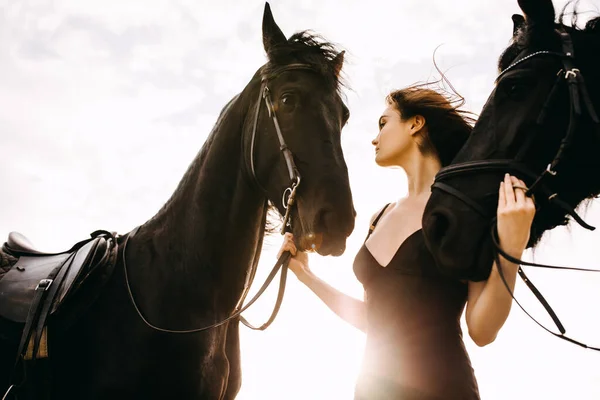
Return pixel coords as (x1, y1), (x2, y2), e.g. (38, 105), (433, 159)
(121, 63), (317, 334)
(121, 227), (292, 334)
(432, 29), (600, 350)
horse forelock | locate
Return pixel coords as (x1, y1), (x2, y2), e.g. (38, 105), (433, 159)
(497, 4), (600, 74)
(263, 31), (346, 93)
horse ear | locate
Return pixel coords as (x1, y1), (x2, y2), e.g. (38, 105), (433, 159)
(517, 0), (555, 28)
(262, 2), (287, 57)
(332, 50), (345, 78)
(511, 14), (526, 36)
(585, 17), (600, 33)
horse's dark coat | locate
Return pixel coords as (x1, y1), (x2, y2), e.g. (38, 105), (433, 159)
(422, 0), (600, 279)
(0, 3), (355, 399)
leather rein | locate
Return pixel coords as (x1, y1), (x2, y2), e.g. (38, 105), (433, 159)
(432, 29), (600, 350)
(120, 63), (316, 334)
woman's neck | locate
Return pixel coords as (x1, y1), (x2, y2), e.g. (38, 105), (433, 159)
(402, 152), (442, 199)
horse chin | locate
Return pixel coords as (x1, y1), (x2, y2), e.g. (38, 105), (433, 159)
(317, 241), (346, 257)
(295, 231), (346, 257)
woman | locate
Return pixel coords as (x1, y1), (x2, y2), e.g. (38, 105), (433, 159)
(278, 84), (536, 399)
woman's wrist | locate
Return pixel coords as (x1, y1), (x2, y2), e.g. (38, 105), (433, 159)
(296, 267), (314, 285)
(498, 242), (526, 265)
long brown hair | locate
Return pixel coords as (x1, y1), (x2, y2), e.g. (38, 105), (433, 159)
(386, 82), (476, 166)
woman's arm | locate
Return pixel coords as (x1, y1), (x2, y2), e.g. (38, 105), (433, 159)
(465, 254), (521, 346)
(278, 233), (367, 333)
(465, 174), (536, 347)
(297, 271), (367, 332)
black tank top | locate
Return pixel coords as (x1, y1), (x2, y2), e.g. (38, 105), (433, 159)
(353, 204), (480, 400)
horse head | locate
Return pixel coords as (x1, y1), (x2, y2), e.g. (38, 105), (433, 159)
(422, 0), (600, 280)
(244, 3), (356, 256)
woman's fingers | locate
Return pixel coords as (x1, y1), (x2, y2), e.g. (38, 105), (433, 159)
(498, 181), (506, 210)
(277, 233), (297, 258)
(503, 173), (515, 205)
(511, 176), (526, 204)
(518, 178), (536, 210)
(277, 243), (296, 258)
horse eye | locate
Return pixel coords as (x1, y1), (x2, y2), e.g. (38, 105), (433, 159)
(504, 80), (530, 100)
(509, 84), (523, 96)
(281, 93), (297, 107)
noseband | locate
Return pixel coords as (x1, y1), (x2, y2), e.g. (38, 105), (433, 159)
(432, 29), (600, 351)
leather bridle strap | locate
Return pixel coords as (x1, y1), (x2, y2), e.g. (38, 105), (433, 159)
(239, 255), (289, 331)
(490, 221), (600, 351)
(248, 63), (316, 233)
(121, 227), (292, 333)
(432, 182), (490, 218)
(433, 32), (599, 233)
(121, 63), (321, 334)
(431, 29), (600, 351)
(433, 160), (596, 230)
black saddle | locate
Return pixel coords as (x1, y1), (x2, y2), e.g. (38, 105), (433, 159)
(0, 230), (118, 366)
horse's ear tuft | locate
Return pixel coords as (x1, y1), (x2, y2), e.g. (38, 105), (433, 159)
(585, 17), (600, 34)
(332, 51), (345, 79)
(512, 14), (526, 37)
(517, 0), (555, 28)
(262, 3), (287, 59)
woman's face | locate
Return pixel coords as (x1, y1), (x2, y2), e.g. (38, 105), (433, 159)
(372, 105), (416, 167)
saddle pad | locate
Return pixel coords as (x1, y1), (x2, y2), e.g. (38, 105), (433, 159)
(0, 239), (98, 323)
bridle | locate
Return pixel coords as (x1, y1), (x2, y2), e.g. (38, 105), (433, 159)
(434, 30), (599, 230)
(249, 63), (318, 234)
(121, 63), (318, 334)
(431, 29), (600, 351)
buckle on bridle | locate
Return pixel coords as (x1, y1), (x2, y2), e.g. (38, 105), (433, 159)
(545, 163), (557, 176)
(35, 279), (53, 291)
(564, 68), (579, 80)
(263, 86), (274, 117)
(280, 176), (301, 234)
(282, 176), (301, 210)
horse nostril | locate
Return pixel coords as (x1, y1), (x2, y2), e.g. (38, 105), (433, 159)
(315, 209), (327, 227)
(427, 210), (453, 246)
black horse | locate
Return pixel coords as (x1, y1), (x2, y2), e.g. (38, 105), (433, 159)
(422, 0), (599, 344)
(0, 3), (355, 399)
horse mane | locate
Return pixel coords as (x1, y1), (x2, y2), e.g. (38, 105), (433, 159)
(264, 30), (347, 92)
(498, 3), (600, 73)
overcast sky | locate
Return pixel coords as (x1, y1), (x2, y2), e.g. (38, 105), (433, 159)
(1, 0), (599, 399)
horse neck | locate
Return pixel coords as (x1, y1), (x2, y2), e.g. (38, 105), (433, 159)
(125, 90), (268, 318)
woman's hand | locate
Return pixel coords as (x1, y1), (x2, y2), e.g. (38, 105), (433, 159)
(497, 174), (536, 255)
(277, 232), (311, 281)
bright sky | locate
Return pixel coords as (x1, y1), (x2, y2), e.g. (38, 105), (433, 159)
(1, 0), (599, 399)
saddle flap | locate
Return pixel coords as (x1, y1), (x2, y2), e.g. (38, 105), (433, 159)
(0, 253), (72, 323)
(0, 239), (99, 323)
(54, 239), (103, 309)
